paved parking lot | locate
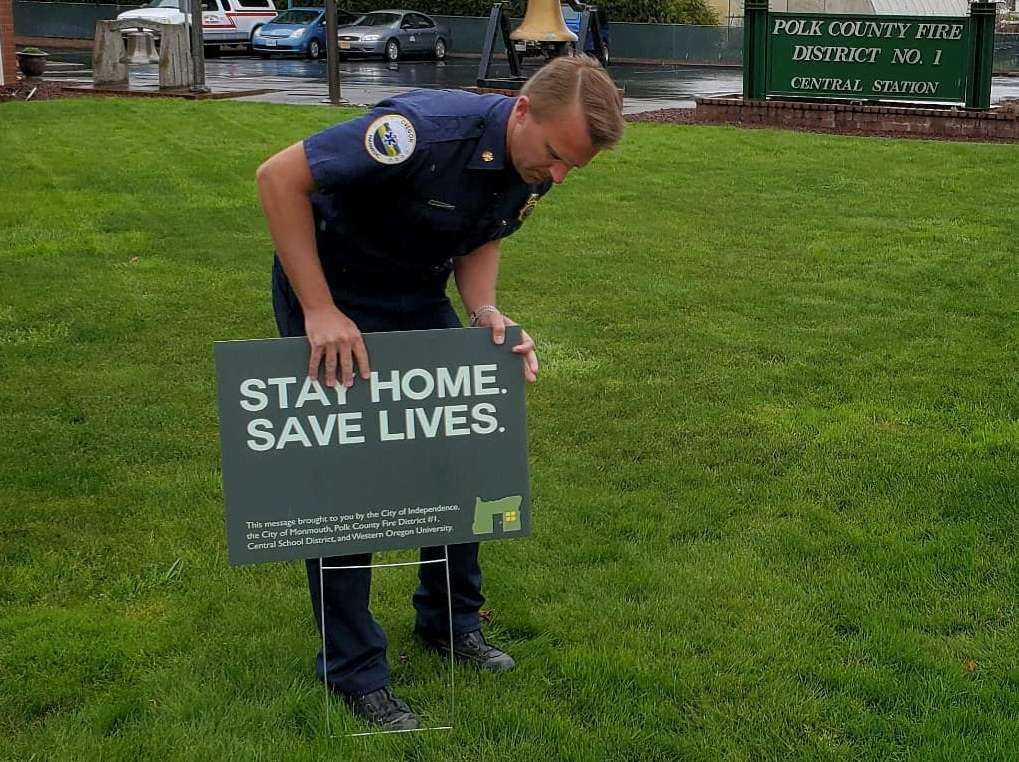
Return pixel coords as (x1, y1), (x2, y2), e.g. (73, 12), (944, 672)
(230, 59), (747, 112)
(48, 51), (1018, 111)
(46, 53), (745, 112)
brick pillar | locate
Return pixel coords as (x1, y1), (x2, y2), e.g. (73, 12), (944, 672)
(0, 0), (16, 86)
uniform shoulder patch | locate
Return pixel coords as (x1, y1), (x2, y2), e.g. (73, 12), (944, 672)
(364, 114), (417, 165)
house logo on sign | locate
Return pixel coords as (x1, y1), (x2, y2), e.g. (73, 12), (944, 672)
(472, 495), (523, 536)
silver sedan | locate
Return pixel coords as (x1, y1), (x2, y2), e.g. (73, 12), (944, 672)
(337, 10), (452, 62)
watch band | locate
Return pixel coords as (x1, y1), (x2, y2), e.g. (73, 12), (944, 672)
(469, 304), (500, 327)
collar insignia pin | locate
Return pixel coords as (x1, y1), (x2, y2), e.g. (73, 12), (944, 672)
(518, 193), (540, 223)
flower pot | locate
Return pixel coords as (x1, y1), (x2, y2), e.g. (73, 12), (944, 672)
(16, 51), (48, 78)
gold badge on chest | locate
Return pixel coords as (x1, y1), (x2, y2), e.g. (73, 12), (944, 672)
(518, 193), (540, 223)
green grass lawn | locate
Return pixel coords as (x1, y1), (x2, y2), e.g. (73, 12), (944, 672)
(1, 98), (1017, 761)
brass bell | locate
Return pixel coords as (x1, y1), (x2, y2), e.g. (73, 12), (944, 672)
(510, 0), (578, 43)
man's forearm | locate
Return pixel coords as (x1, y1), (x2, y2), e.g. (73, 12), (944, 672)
(454, 241), (501, 313)
(256, 142), (333, 314)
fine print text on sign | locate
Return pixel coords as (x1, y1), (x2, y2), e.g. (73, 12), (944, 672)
(214, 328), (530, 566)
(767, 14), (970, 103)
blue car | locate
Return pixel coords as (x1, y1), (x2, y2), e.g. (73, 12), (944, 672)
(252, 7), (360, 59)
(561, 3), (610, 65)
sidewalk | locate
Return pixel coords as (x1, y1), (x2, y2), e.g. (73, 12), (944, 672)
(51, 66), (419, 107)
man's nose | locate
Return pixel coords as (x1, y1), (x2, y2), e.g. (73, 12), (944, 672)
(549, 162), (570, 184)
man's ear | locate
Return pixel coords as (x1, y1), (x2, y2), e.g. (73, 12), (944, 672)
(514, 95), (531, 119)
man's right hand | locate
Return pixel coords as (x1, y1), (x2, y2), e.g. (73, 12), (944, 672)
(305, 305), (371, 388)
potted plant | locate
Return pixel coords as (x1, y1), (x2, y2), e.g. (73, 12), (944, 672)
(16, 47), (49, 78)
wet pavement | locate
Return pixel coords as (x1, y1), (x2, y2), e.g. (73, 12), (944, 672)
(47, 51), (1017, 112)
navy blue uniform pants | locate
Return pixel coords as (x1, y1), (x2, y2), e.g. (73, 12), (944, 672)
(272, 257), (485, 698)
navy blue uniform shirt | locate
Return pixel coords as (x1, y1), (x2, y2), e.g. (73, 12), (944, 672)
(302, 89), (553, 293)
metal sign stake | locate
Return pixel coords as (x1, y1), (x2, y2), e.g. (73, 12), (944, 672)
(318, 547), (456, 737)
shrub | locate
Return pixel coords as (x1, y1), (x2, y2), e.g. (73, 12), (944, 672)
(341, 0), (718, 25)
(47, 0), (718, 24)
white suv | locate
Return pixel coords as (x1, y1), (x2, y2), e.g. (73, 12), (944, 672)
(117, 0), (279, 48)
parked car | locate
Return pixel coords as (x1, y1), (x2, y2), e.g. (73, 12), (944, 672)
(116, 0), (279, 53)
(336, 10), (451, 62)
(561, 3), (609, 65)
(513, 2), (609, 65)
(252, 7), (360, 59)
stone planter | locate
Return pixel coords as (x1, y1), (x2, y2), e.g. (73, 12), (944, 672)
(16, 51), (49, 78)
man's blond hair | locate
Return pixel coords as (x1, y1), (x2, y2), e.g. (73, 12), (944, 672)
(520, 55), (624, 150)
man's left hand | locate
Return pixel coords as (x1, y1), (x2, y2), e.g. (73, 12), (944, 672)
(476, 311), (538, 383)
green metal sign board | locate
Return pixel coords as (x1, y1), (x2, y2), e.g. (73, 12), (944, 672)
(214, 329), (530, 566)
(767, 13), (970, 103)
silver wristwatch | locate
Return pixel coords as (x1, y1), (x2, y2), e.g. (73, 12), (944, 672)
(469, 304), (500, 327)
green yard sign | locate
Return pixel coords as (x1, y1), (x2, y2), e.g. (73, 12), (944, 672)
(743, 1), (996, 109)
(768, 14), (969, 103)
(214, 328), (530, 566)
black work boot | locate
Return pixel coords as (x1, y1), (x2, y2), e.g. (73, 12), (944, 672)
(345, 687), (419, 731)
(418, 629), (516, 671)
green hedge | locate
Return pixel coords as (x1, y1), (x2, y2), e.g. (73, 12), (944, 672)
(295, 0), (717, 25)
(45, 0), (718, 25)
